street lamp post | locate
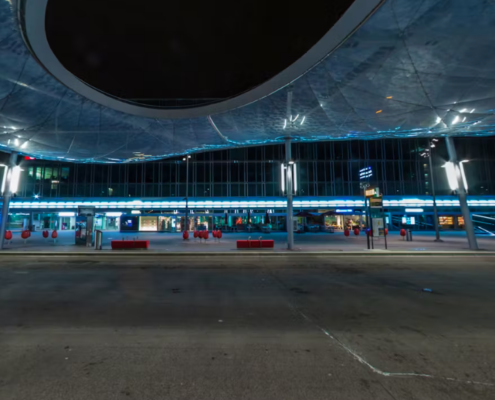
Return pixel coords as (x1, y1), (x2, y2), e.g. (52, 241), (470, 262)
(182, 155), (191, 232)
(422, 139), (442, 242)
(0, 152), (18, 250)
(285, 138), (294, 250)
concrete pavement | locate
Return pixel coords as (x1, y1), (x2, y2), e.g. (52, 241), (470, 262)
(2, 230), (495, 253)
(0, 256), (494, 399)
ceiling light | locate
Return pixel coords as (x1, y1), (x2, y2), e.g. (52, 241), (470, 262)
(376, 110), (383, 114)
(283, 119), (287, 129)
(300, 116), (306, 125)
(386, 96), (393, 99)
(292, 114), (299, 122)
(452, 116), (460, 125)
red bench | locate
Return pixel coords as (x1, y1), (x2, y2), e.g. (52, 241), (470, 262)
(237, 240), (274, 249)
(111, 240), (149, 250)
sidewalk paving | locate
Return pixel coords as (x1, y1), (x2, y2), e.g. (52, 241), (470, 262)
(1, 230), (495, 254)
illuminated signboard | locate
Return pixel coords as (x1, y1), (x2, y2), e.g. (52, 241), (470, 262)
(359, 167), (373, 180)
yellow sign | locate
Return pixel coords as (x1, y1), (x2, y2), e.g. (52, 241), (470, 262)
(365, 187), (380, 198)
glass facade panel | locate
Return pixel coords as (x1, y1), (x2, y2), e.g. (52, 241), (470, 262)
(11, 138), (495, 199)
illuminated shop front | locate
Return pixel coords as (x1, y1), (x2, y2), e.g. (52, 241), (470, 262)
(3, 196), (495, 233)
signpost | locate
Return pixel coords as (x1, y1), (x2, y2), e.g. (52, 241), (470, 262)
(360, 167), (373, 249)
(360, 167), (387, 250)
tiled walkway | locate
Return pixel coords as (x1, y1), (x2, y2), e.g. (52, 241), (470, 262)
(2, 230), (495, 253)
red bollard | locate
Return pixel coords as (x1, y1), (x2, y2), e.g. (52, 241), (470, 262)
(212, 230), (217, 239)
(52, 230), (58, 244)
(217, 230), (222, 241)
(21, 230), (29, 244)
(384, 228), (388, 236)
(400, 229), (406, 240)
(344, 229), (350, 237)
(42, 230), (49, 239)
(4, 230), (12, 244)
(204, 231), (209, 242)
(354, 228), (360, 236)
(193, 231), (198, 240)
(183, 231), (189, 240)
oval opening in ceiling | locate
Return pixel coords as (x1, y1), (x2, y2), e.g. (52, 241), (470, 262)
(45, 0), (355, 109)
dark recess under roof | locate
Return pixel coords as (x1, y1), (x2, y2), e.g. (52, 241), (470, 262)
(46, 0), (355, 103)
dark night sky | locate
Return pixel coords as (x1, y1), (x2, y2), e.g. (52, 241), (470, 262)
(46, 0), (354, 101)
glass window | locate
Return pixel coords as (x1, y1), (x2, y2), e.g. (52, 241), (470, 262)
(44, 167), (52, 180)
(213, 164), (222, 181)
(61, 167), (70, 180)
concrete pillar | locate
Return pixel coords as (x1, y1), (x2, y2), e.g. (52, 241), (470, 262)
(445, 137), (478, 250)
(285, 138), (294, 250)
(0, 152), (18, 250)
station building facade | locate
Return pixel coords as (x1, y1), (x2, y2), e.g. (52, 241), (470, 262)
(2, 137), (495, 233)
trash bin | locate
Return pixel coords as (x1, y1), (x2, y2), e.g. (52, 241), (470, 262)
(406, 229), (413, 242)
(95, 230), (103, 250)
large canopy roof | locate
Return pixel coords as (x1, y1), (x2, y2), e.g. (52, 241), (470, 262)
(1, 0), (495, 163)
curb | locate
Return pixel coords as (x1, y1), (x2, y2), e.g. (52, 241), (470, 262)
(0, 251), (494, 257)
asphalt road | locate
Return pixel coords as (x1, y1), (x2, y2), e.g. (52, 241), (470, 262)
(0, 255), (494, 399)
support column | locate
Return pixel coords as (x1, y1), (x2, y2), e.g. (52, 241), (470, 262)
(0, 152), (18, 250)
(285, 138), (294, 250)
(445, 137), (478, 250)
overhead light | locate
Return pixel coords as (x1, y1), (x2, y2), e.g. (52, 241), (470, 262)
(58, 212), (75, 217)
(430, 144), (435, 148)
(461, 160), (469, 163)
(292, 114), (299, 122)
(188, 155), (191, 159)
(436, 117), (441, 123)
(460, 109), (467, 113)
(470, 109), (475, 113)
(131, 210), (141, 214)
(300, 116), (306, 125)
(288, 160), (295, 165)
(376, 110), (383, 114)
(283, 119), (287, 129)
(386, 96), (393, 99)
(405, 208), (424, 213)
(182, 158), (186, 161)
(432, 138), (439, 142)
(106, 212), (123, 217)
(452, 116), (460, 125)
(14, 138), (19, 146)
(462, 117), (467, 122)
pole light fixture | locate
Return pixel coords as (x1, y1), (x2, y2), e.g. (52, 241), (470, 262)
(443, 161), (468, 191)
